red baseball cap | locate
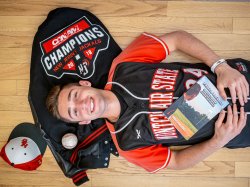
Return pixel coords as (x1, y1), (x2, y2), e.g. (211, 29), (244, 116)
(0, 123), (47, 170)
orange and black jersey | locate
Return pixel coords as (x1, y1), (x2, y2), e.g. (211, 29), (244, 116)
(105, 33), (250, 173)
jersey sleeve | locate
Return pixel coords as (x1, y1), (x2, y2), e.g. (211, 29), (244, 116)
(123, 145), (172, 173)
(113, 32), (170, 64)
(105, 32), (170, 88)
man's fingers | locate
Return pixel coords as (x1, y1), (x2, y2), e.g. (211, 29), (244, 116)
(217, 85), (227, 101)
(229, 85), (237, 104)
(242, 76), (249, 97)
(240, 82), (248, 104)
(226, 105), (233, 123)
(238, 107), (247, 131)
(244, 113), (247, 128)
(216, 110), (226, 127)
(232, 104), (238, 125)
(235, 84), (244, 106)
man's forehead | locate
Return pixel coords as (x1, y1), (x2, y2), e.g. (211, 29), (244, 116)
(61, 84), (76, 100)
(61, 84), (80, 114)
(57, 87), (72, 121)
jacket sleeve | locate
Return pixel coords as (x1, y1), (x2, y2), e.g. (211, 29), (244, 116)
(41, 124), (119, 186)
(40, 127), (89, 186)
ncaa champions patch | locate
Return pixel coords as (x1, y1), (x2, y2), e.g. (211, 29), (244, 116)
(40, 16), (110, 79)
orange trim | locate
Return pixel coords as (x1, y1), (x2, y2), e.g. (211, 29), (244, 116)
(70, 125), (108, 163)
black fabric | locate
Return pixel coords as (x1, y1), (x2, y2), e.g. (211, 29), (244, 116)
(109, 58), (250, 151)
(224, 59), (250, 148)
(28, 7), (121, 186)
(110, 61), (215, 150)
(111, 89), (128, 120)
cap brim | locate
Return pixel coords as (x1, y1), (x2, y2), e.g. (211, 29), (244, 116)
(8, 123), (47, 155)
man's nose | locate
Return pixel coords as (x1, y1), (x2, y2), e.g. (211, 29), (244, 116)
(76, 99), (85, 110)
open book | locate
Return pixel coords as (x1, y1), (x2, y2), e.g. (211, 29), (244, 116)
(164, 76), (229, 140)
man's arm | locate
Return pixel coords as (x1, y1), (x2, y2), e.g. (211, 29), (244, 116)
(167, 104), (247, 170)
(160, 31), (249, 106)
(160, 30), (220, 67)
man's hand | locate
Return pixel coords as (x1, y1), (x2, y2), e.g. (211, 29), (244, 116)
(215, 63), (249, 106)
(168, 104), (247, 170)
(160, 31), (249, 105)
(212, 104), (247, 148)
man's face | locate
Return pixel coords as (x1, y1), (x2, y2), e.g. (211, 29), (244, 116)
(57, 81), (106, 124)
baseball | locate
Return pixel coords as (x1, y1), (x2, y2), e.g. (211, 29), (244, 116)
(61, 133), (78, 149)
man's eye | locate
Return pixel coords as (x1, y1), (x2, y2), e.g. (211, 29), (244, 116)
(74, 92), (77, 98)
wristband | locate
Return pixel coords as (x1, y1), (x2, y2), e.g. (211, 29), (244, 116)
(210, 59), (227, 73)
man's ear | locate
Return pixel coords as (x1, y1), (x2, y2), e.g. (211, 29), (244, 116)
(79, 80), (92, 87)
(79, 120), (91, 125)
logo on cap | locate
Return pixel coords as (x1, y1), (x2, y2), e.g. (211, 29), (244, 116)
(0, 123), (47, 171)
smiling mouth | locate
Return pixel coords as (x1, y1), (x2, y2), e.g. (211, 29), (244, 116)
(90, 97), (94, 113)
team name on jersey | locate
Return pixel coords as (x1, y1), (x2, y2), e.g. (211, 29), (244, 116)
(149, 112), (177, 140)
(149, 68), (208, 140)
(151, 68), (178, 91)
(149, 68), (179, 140)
